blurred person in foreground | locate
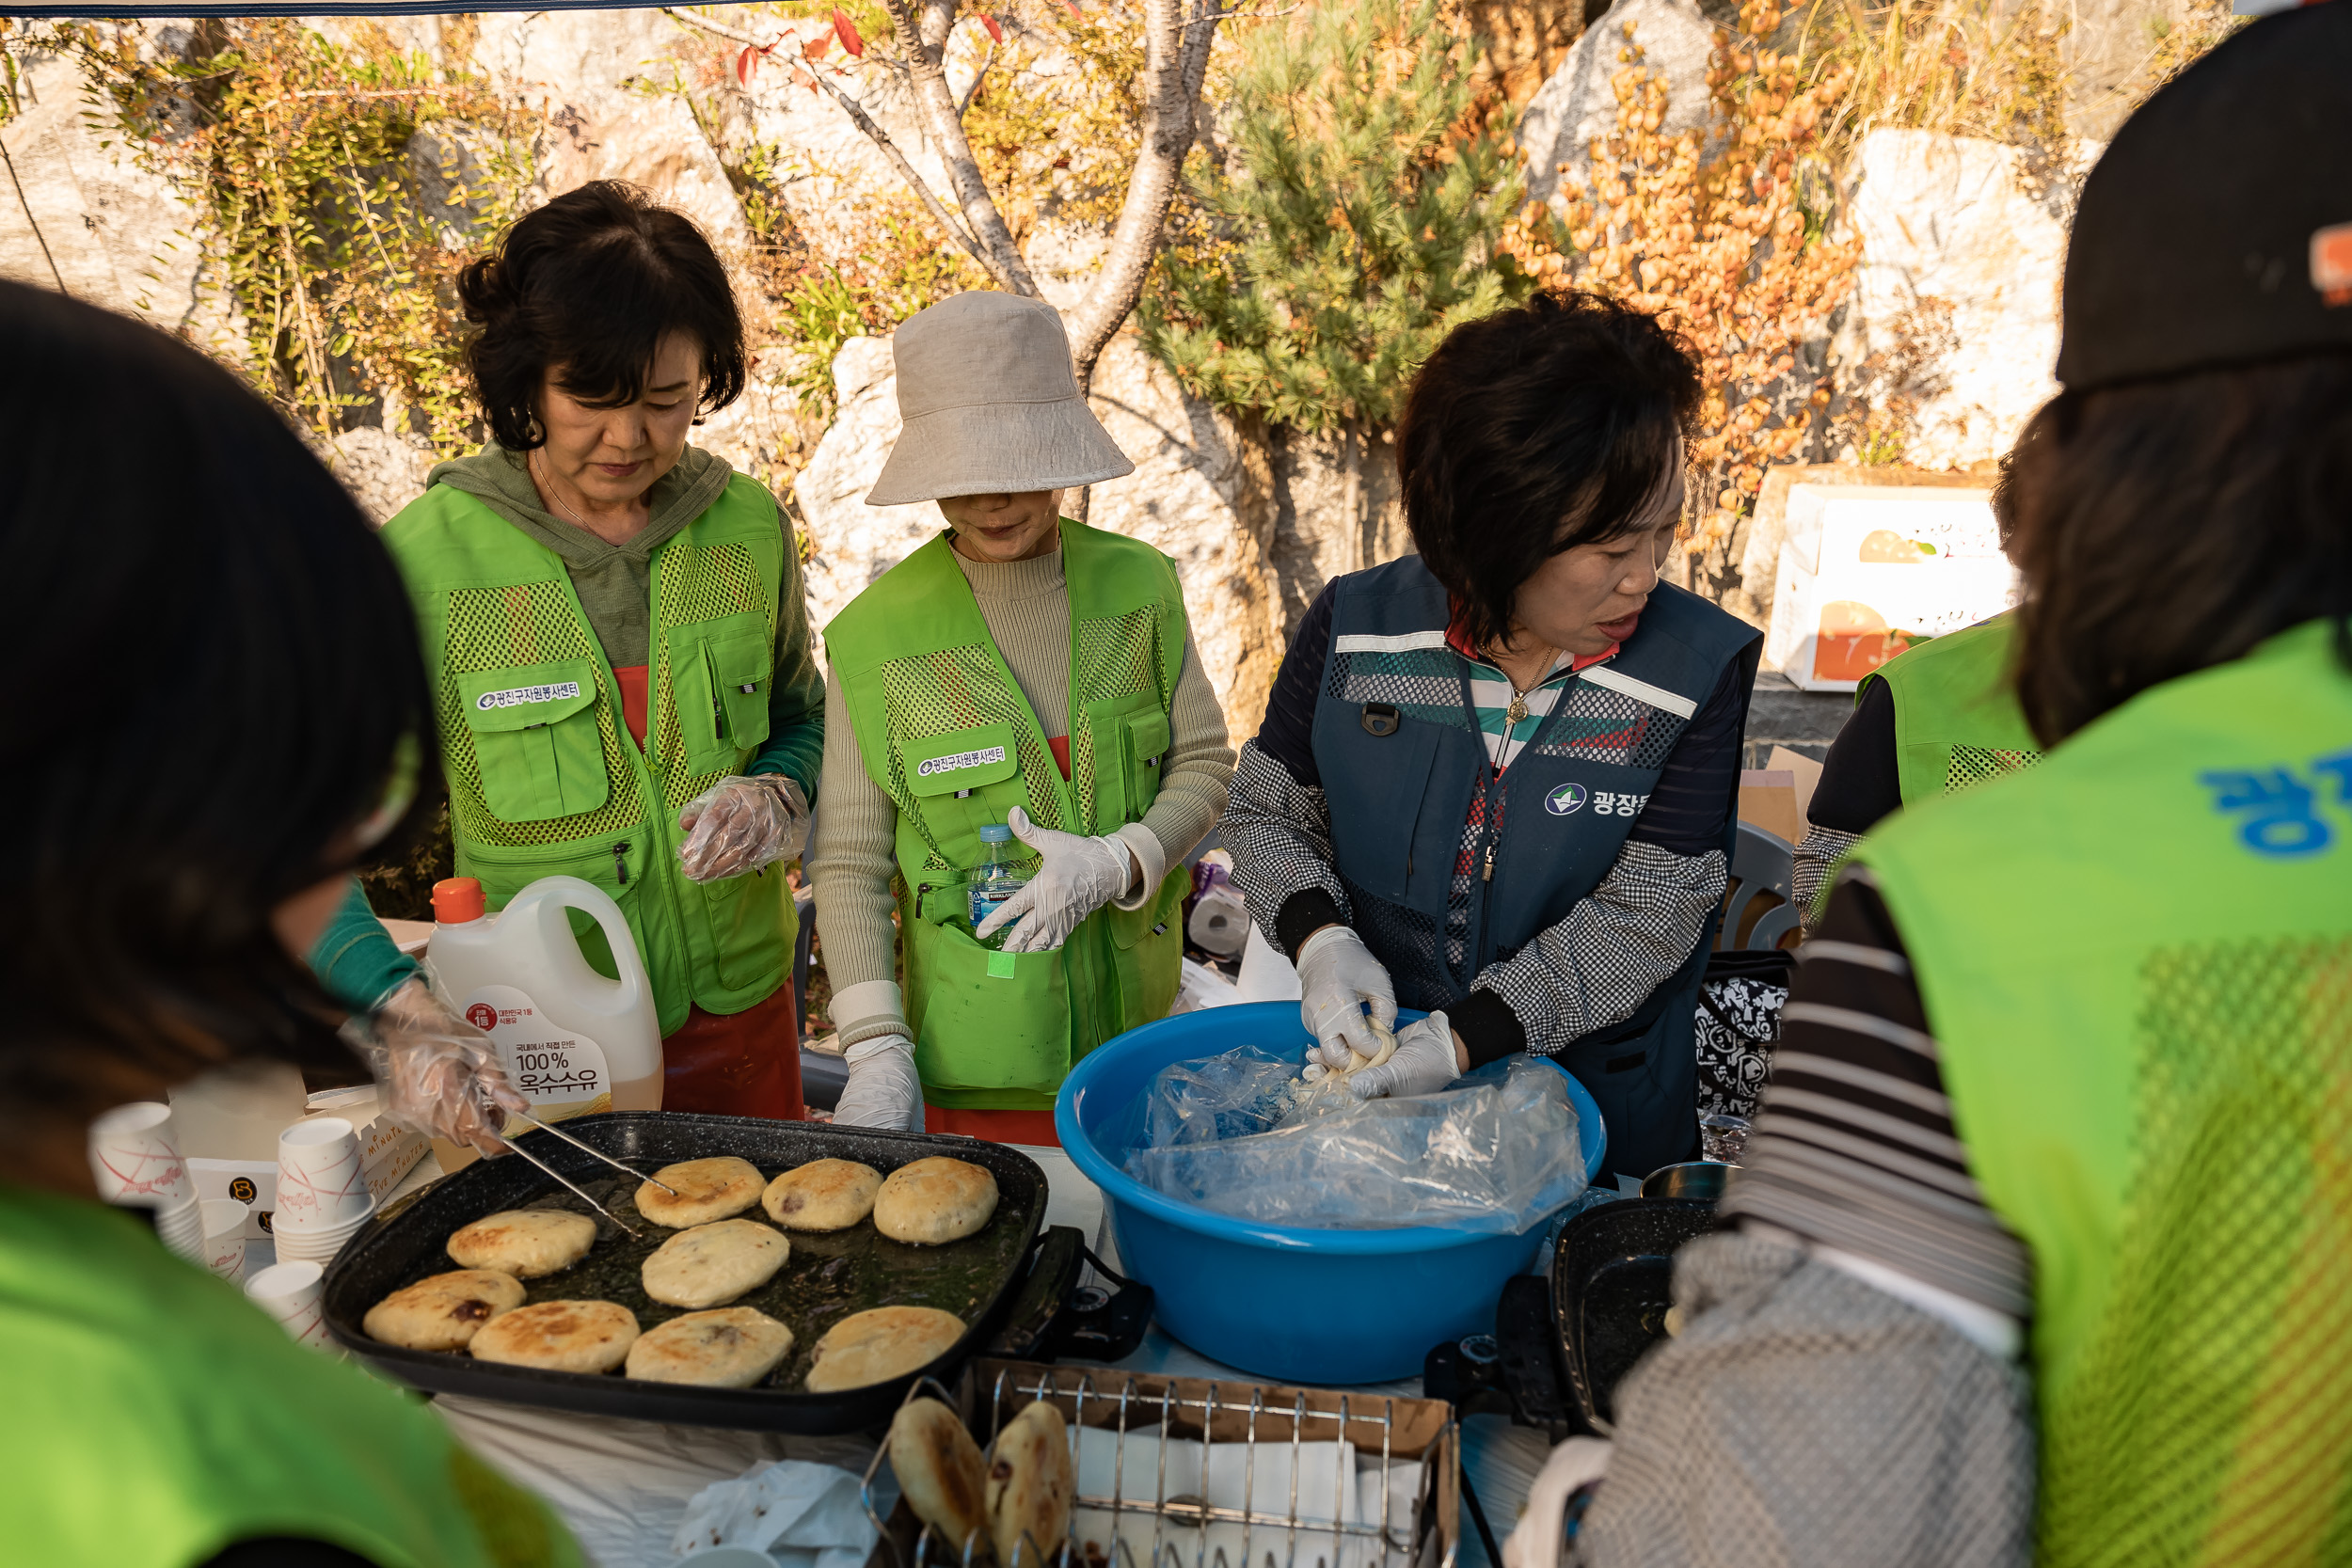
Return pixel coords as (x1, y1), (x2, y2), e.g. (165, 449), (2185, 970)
(0, 280), (580, 1567)
(1512, 8), (2352, 1565)
(319, 180), (825, 1133)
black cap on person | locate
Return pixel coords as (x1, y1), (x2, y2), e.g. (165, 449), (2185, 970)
(2056, 0), (2352, 390)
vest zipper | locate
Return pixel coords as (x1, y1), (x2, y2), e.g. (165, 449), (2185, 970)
(613, 842), (630, 886)
(1483, 843), (1494, 882)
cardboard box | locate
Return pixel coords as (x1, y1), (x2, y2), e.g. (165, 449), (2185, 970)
(186, 1091), (427, 1240)
(1739, 769), (1803, 845)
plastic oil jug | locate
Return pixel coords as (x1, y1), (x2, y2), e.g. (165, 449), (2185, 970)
(423, 876), (662, 1163)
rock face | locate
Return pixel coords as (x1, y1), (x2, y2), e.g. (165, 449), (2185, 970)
(326, 427), (439, 527)
(1518, 0), (1718, 209)
(1837, 129), (2077, 471)
(0, 48), (242, 355)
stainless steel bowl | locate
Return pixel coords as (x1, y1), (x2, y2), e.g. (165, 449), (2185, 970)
(1640, 1161), (1731, 1203)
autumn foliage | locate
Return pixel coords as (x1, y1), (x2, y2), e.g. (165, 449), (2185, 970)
(1508, 0), (1861, 556)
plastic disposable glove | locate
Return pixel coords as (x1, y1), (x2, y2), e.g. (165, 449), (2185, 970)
(1501, 1437), (1613, 1568)
(833, 1034), (924, 1131)
(677, 774), (811, 883)
(345, 976), (529, 1156)
(1295, 925), (1399, 1069)
(1348, 1010), (1460, 1100)
(971, 805), (1137, 954)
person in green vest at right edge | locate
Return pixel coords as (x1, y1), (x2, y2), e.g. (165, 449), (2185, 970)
(1518, 8), (2352, 1562)
(1789, 451), (2042, 929)
(813, 293), (1233, 1142)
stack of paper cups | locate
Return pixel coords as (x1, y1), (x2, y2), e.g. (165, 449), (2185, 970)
(199, 1197), (248, 1283)
(271, 1117), (376, 1265)
(246, 1259), (330, 1349)
(87, 1102), (203, 1261)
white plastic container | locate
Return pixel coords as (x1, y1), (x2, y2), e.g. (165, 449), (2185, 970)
(423, 875), (663, 1147)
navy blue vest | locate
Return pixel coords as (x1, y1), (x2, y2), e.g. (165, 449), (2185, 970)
(1310, 557), (1761, 1179)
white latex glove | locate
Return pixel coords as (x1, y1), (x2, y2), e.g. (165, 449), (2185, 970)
(1295, 925), (1399, 1069)
(833, 1034), (923, 1130)
(344, 976), (530, 1156)
(1502, 1437), (1613, 1568)
(1349, 1010), (1460, 1100)
(971, 805), (1136, 954)
(677, 774), (810, 882)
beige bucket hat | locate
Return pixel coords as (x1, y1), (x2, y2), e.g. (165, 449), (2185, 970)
(865, 292), (1135, 506)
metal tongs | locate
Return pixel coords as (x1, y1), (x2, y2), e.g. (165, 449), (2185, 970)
(493, 1109), (679, 1239)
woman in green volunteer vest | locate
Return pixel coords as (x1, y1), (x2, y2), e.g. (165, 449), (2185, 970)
(334, 181), (825, 1130)
(810, 293), (1234, 1144)
(1528, 12), (2352, 1560)
(1790, 450), (2040, 928)
(1, 282), (580, 1568)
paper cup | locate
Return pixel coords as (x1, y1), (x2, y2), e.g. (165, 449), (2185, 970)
(275, 1117), (370, 1230)
(152, 1196), (206, 1261)
(246, 1259), (329, 1348)
(87, 1102), (195, 1209)
(270, 1207), (373, 1265)
(200, 1198), (248, 1282)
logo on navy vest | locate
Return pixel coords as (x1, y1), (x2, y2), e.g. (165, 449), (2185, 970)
(1546, 783), (1588, 816)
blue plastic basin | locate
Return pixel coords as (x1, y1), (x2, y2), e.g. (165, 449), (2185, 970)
(1055, 1003), (1606, 1386)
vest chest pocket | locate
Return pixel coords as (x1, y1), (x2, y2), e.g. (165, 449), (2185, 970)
(456, 659), (611, 824)
(902, 721), (1025, 854)
(667, 611), (773, 775)
(1084, 692), (1171, 830)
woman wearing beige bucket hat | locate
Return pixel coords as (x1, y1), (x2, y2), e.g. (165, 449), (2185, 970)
(810, 292), (1233, 1141)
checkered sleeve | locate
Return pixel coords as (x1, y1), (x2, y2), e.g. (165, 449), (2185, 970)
(1464, 840), (1728, 1060)
(1221, 739), (1352, 956)
(1792, 824), (1864, 937)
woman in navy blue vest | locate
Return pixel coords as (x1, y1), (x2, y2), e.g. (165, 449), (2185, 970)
(1223, 293), (1761, 1181)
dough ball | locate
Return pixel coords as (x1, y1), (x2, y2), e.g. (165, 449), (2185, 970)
(641, 1218), (791, 1309)
(873, 1158), (999, 1246)
(625, 1307), (795, 1388)
(988, 1400), (1074, 1568)
(469, 1299), (639, 1374)
(763, 1158), (882, 1232)
(803, 1306), (966, 1393)
(888, 1397), (990, 1555)
(362, 1270), (525, 1353)
(445, 1209), (596, 1278)
(637, 1157), (767, 1227)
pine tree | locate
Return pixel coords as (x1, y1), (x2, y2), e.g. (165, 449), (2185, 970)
(1140, 0), (1535, 433)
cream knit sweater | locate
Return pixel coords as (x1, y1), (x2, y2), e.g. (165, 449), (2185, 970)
(808, 546), (1234, 1049)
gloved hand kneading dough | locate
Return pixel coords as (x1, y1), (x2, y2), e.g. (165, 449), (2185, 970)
(834, 1033), (924, 1131)
(676, 773), (810, 883)
(1295, 924), (1400, 1069)
(1348, 1009), (1460, 1100)
(346, 976), (529, 1156)
(972, 805), (1138, 954)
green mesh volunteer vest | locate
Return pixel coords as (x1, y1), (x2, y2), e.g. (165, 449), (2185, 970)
(1, 1189), (580, 1568)
(1861, 611), (2042, 804)
(826, 523), (1190, 1110)
(382, 478), (795, 1036)
(1859, 619), (2352, 1567)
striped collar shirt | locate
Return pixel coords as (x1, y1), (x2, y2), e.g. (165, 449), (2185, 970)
(1444, 614), (1621, 772)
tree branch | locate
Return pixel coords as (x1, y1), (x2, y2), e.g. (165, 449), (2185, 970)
(660, 6), (994, 275)
(880, 0), (1039, 298)
(1061, 0), (1222, 392)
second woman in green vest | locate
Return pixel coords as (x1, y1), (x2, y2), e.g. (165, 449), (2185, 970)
(355, 181), (825, 1128)
(812, 293), (1234, 1143)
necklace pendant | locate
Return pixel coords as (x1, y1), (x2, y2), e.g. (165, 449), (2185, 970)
(1506, 693), (1529, 726)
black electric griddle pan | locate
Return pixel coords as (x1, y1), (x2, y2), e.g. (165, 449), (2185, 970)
(1550, 1197), (1715, 1431)
(321, 1112), (1051, 1433)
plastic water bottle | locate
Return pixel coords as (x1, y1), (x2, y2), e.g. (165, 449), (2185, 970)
(969, 823), (1029, 945)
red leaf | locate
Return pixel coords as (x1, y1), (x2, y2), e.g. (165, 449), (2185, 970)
(803, 29), (834, 59)
(981, 12), (1005, 42)
(833, 8), (866, 55)
(736, 43), (761, 85)
(1063, 0), (1082, 15)
(792, 63), (820, 94)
